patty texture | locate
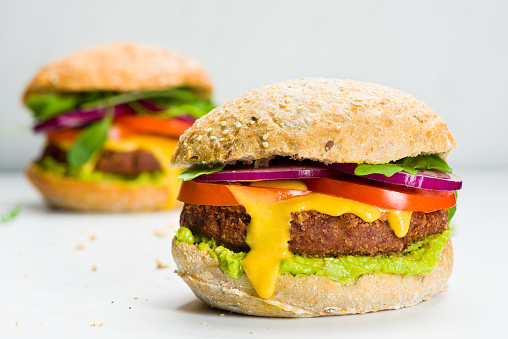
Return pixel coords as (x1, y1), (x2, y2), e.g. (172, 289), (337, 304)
(40, 144), (161, 176)
(180, 203), (448, 257)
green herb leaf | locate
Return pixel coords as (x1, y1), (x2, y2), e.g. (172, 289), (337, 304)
(448, 191), (458, 223)
(67, 111), (113, 167)
(354, 154), (452, 177)
(1, 204), (21, 223)
(26, 94), (80, 120)
(177, 164), (226, 181)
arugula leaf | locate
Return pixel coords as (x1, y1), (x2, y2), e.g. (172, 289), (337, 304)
(354, 154), (452, 177)
(448, 191), (458, 223)
(26, 93), (80, 120)
(178, 164), (226, 181)
(1, 204), (21, 224)
(28, 88), (215, 121)
(67, 111), (113, 167)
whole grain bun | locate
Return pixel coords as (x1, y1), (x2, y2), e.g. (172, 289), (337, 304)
(172, 238), (453, 317)
(24, 43), (212, 99)
(26, 163), (181, 212)
(171, 78), (455, 167)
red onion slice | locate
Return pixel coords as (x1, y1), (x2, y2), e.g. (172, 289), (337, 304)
(329, 163), (462, 191)
(196, 163), (337, 182)
(33, 104), (135, 133)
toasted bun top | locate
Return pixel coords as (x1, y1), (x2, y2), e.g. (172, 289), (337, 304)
(24, 43), (213, 99)
(171, 78), (455, 167)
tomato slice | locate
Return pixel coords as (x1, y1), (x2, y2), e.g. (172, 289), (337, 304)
(304, 177), (456, 212)
(47, 128), (82, 144)
(177, 180), (310, 206)
(114, 115), (193, 138)
(46, 124), (134, 144)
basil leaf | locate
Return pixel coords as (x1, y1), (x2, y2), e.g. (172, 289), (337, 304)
(354, 154), (452, 177)
(67, 112), (112, 167)
(178, 164), (226, 181)
(1, 204), (21, 224)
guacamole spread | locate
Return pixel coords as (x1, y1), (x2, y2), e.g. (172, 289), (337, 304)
(175, 227), (451, 283)
(38, 156), (163, 186)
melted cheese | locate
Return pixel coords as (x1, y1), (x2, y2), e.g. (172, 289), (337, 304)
(250, 179), (308, 191)
(227, 180), (413, 299)
(386, 210), (413, 238)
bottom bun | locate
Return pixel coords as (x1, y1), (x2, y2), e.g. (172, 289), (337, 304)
(172, 238), (453, 317)
(26, 163), (180, 212)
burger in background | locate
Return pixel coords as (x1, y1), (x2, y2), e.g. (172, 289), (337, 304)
(171, 78), (462, 317)
(24, 43), (214, 212)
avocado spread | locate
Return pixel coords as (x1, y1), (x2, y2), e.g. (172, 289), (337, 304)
(175, 227), (451, 283)
(38, 156), (163, 186)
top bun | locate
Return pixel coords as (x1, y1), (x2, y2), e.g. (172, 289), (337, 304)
(171, 78), (455, 167)
(24, 43), (213, 99)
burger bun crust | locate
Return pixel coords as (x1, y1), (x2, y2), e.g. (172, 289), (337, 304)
(172, 78), (455, 167)
(24, 43), (212, 99)
(26, 163), (180, 212)
(172, 238), (453, 317)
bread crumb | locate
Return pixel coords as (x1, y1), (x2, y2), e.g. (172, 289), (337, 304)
(220, 121), (227, 126)
(90, 323), (104, 327)
(219, 313), (225, 317)
(76, 243), (85, 250)
(262, 133), (269, 140)
(134, 297), (138, 300)
(206, 127), (212, 132)
(201, 322), (207, 325)
(156, 260), (169, 269)
(262, 142), (269, 147)
(90, 235), (96, 241)
(15, 322), (18, 327)
(92, 266), (97, 272)
(250, 332), (253, 334)
(41, 322), (44, 325)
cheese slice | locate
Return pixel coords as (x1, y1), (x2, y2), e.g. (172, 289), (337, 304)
(227, 180), (413, 299)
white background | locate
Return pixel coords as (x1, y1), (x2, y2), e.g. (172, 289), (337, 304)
(1, 0), (508, 171)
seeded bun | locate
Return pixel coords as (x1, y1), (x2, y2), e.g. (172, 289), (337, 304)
(171, 78), (455, 167)
(24, 43), (212, 100)
(172, 238), (453, 317)
(26, 164), (181, 212)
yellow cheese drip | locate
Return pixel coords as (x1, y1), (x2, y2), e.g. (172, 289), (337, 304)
(386, 210), (413, 238)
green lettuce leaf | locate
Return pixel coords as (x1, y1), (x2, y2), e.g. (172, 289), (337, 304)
(354, 154), (452, 177)
(177, 164), (225, 181)
(67, 112), (113, 167)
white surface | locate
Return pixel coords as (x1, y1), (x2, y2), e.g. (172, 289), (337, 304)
(2, 1), (508, 170)
(0, 169), (506, 338)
